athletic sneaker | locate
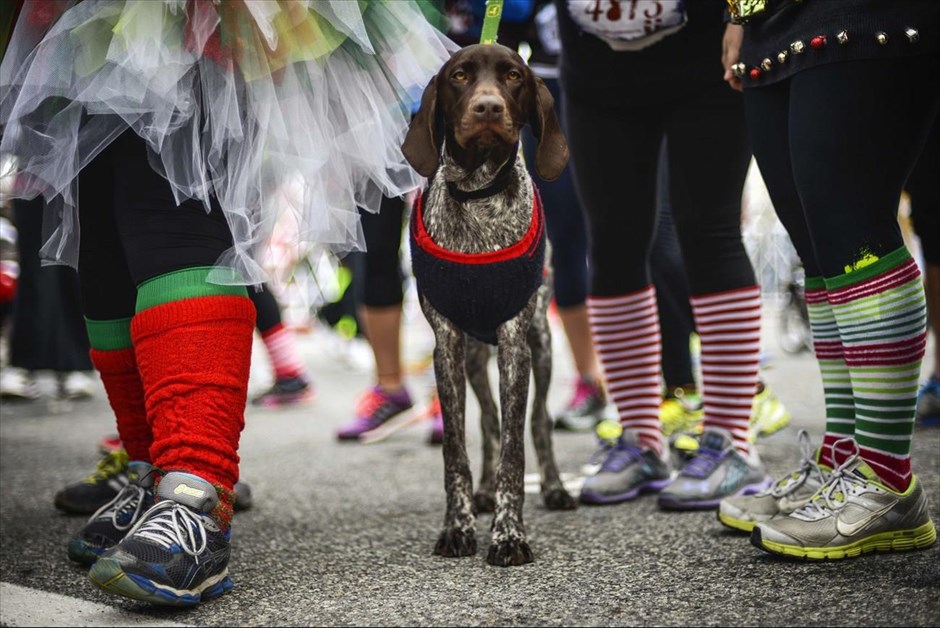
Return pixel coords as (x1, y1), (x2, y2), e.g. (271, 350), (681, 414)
(718, 430), (831, 532)
(88, 472), (233, 606)
(580, 423), (674, 505)
(554, 377), (606, 432)
(427, 396), (444, 445)
(0, 368), (39, 400)
(748, 381), (791, 439)
(55, 449), (130, 515)
(751, 450), (937, 560)
(336, 386), (414, 440)
(251, 375), (315, 408)
(915, 374), (940, 426)
(659, 387), (704, 437)
(98, 434), (123, 455)
(657, 428), (771, 510)
(68, 461), (155, 566)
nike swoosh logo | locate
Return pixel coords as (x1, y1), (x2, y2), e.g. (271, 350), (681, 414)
(835, 500), (898, 537)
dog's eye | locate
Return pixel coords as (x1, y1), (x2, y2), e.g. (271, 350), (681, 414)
(451, 70), (468, 82)
(507, 70), (522, 81)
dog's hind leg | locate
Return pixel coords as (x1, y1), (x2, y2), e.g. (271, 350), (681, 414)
(465, 338), (499, 514)
(487, 299), (537, 567)
(527, 302), (577, 512)
(423, 302), (477, 558)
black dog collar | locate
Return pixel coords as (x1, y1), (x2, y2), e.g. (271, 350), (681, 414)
(445, 146), (519, 202)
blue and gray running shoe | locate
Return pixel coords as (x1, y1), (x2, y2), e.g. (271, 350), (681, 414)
(88, 472), (233, 606)
(580, 421), (674, 505)
(67, 461), (154, 566)
(658, 428), (771, 510)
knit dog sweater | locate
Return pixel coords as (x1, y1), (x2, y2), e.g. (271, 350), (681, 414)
(410, 188), (546, 345)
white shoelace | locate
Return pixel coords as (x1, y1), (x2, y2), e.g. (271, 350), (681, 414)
(763, 429), (825, 498)
(88, 484), (147, 532)
(134, 501), (208, 562)
(795, 438), (864, 519)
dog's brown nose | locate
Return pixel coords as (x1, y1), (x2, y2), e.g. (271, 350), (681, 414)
(471, 94), (505, 120)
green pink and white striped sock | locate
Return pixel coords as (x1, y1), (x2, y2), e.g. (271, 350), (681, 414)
(826, 247), (927, 491)
(804, 276), (854, 469)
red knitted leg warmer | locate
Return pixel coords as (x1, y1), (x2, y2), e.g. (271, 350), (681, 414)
(132, 295), (255, 527)
(89, 347), (152, 462)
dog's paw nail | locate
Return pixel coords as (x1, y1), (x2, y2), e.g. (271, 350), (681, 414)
(434, 528), (477, 557)
(543, 488), (578, 511)
(473, 493), (496, 514)
(486, 540), (534, 567)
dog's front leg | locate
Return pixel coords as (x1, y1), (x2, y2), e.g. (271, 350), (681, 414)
(488, 299), (537, 567)
(424, 301), (477, 558)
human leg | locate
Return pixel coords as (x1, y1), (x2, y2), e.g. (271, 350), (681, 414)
(907, 117), (940, 423)
(562, 94), (675, 504)
(748, 57), (939, 558)
(654, 84), (770, 509)
(250, 286), (314, 407)
(336, 195), (414, 440)
(86, 131), (253, 603)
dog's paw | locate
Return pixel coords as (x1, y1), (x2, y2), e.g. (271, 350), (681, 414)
(473, 492), (496, 514)
(434, 528), (477, 557)
(486, 539), (534, 567)
(542, 488), (577, 511)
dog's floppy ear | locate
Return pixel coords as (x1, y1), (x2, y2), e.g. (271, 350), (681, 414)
(529, 77), (569, 182)
(402, 75), (442, 178)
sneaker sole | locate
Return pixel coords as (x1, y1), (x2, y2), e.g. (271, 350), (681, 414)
(751, 520), (938, 560)
(658, 478), (772, 511)
(88, 557), (233, 606)
(716, 511), (759, 533)
(579, 477), (674, 505)
(252, 390), (316, 408)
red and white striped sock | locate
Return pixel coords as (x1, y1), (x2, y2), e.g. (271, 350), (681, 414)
(691, 286), (762, 454)
(260, 322), (308, 381)
(587, 286), (664, 456)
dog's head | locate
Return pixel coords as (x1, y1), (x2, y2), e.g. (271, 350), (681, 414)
(402, 43), (569, 181)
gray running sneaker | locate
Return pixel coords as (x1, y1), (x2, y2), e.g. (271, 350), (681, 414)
(751, 448), (937, 560)
(719, 430), (831, 532)
(657, 427), (771, 510)
(580, 424), (674, 505)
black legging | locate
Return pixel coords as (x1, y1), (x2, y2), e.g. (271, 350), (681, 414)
(651, 144), (695, 388)
(563, 83), (755, 297)
(346, 194), (407, 309)
(77, 131), (233, 321)
(905, 118), (940, 266)
(744, 56), (940, 278)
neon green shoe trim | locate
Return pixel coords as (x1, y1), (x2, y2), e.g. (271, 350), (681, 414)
(758, 520), (937, 560)
(717, 511), (757, 533)
(595, 419), (623, 442)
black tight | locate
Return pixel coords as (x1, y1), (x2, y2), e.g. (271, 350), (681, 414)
(563, 83), (755, 297)
(77, 131), (234, 320)
(745, 56), (940, 277)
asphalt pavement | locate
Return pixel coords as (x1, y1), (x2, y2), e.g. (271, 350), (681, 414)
(1, 308), (938, 627)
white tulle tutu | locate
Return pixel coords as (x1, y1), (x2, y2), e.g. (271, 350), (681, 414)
(0, 0), (456, 283)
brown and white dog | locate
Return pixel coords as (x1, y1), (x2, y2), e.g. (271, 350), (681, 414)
(402, 43), (574, 567)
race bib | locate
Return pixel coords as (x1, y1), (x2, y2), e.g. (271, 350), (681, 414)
(566, 0), (687, 51)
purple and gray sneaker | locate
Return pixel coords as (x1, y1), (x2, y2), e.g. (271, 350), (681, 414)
(580, 427), (674, 505)
(336, 386), (414, 441)
(657, 427), (772, 510)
